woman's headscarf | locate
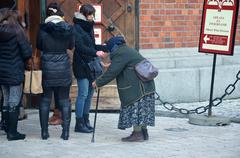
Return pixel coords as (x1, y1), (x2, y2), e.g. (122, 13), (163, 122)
(106, 35), (126, 53)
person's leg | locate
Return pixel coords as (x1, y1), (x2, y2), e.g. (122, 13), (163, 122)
(39, 87), (52, 140)
(18, 92), (27, 121)
(119, 94), (155, 142)
(141, 125), (149, 140)
(48, 92), (62, 125)
(74, 79), (92, 133)
(0, 87), (3, 130)
(83, 81), (94, 131)
(54, 86), (71, 140)
(6, 84), (26, 141)
(121, 125), (144, 142)
(1, 85), (9, 133)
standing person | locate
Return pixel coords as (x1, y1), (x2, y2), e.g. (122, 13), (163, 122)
(0, 8), (32, 141)
(72, 4), (107, 133)
(92, 36), (156, 142)
(36, 2), (74, 140)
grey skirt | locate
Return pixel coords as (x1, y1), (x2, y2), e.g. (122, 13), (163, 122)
(118, 93), (155, 130)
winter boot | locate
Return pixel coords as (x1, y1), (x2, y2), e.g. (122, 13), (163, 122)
(121, 131), (145, 142)
(49, 109), (62, 125)
(60, 100), (71, 140)
(7, 106), (26, 141)
(0, 106), (8, 133)
(83, 114), (93, 131)
(0, 117), (3, 130)
(142, 128), (149, 140)
(74, 117), (92, 133)
(18, 105), (27, 121)
(39, 99), (50, 140)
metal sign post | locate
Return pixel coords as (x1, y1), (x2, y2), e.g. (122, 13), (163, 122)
(208, 54), (217, 116)
(199, 0), (239, 117)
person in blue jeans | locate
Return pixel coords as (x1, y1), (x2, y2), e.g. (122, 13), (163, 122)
(72, 4), (107, 133)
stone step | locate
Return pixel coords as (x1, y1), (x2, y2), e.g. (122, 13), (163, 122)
(141, 46), (240, 70)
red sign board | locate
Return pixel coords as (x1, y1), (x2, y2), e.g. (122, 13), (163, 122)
(199, 0), (239, 55)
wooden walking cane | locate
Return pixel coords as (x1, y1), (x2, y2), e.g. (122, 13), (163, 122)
(91, 88), (100, 143)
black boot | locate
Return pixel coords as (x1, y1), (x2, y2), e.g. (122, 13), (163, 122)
(39, 99), (50, 140)
(0, 108), (3, 130)
(83, 114), (93, 131)
(60, 99), (71, 140)
(7, 106), (26, 141)
(74, 117), (92, 133)
(0, 118), (3, 130)
(1, 106), (8, 133)
(142, 128), (149, 140)
(18, 105), (27, 121)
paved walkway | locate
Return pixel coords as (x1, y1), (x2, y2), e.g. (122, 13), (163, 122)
(0, 109), (240, 158)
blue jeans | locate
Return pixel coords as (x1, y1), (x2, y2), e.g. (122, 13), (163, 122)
(75, 79), (94, 118)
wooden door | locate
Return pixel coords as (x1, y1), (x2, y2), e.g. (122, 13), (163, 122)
(17, 0), (42, 108)
(47, 0), (137, 48)
(17, 0), (41, 69)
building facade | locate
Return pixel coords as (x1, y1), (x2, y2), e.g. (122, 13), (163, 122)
(1, 0), (239, 106)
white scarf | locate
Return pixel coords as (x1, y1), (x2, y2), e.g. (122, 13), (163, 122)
(45, 15), (64, 24)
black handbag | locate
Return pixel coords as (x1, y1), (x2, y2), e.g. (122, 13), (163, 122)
(134, 59), (158, 82)
(87, 57), (104, 81)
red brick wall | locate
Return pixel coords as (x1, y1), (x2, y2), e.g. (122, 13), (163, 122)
(139, 0), (240, 49)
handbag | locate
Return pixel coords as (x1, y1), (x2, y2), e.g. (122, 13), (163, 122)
(87, 57), (104, 81)
(23, 59), (43, 94)
(134, 59), (158, 82)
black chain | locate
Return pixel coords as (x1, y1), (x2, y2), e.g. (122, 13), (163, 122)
(155, 70), (240, 115)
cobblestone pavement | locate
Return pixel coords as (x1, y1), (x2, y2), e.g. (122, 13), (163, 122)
(0, 109), (240, 158)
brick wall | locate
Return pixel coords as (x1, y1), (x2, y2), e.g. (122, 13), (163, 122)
(139, 0), (240, 49)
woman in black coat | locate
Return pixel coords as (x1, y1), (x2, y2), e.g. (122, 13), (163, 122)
(36, 2), (74, 140)
(0, 8), (32, 141)
(72, 4), (107, 133)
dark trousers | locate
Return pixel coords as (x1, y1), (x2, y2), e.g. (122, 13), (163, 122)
(39, 86), (71, 139)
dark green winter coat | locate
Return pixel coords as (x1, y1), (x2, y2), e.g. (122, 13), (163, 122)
(96, 44), (155, 106)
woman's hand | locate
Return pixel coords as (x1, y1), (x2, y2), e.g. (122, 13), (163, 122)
(92, 81), (97, 88)
(25, 58), (33, 70)
(96, 51), (107, 58)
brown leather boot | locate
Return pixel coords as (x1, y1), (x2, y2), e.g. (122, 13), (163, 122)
(48, 109), (62, 125)
(121, 131), (144, 142)
(18, 106), (27, 121)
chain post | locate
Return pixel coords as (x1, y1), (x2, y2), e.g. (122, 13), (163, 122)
(154, 69), (240, 115)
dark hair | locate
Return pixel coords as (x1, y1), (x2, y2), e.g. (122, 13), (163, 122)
(0, 8), (24, 34)
(80, 4), (95, 17)
(46, 2), (64, 17)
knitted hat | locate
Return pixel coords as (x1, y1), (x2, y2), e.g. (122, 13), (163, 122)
(106, 36), (126, 52)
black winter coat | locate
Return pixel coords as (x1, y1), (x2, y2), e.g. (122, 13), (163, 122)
(72, 17), (107, 80)
(0, 25), (32, 85)
(37, 21), (74, 87)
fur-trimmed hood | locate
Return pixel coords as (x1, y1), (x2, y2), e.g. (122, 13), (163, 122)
(40, 15), (73, 38)
(73, 12), (94, 33)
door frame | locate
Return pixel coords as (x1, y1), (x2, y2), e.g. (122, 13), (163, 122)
(135, 0), (139, 50)
(40, 0), (46, 22)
